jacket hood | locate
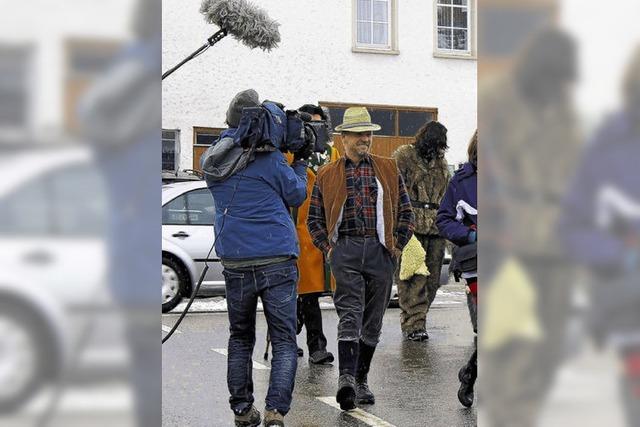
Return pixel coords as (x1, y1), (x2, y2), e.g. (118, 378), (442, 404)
(455, 162), (476, 180)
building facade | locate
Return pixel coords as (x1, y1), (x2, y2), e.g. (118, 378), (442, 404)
(162, 0), (478, 171)
(0, 0), (134, 144)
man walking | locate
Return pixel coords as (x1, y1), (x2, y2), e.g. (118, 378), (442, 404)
(204, 89), (308, 427)
(307, 107), (414, 410)
(392, 121), (451, 341)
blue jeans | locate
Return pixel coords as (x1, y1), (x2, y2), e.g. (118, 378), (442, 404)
(223, 260), (298, 415)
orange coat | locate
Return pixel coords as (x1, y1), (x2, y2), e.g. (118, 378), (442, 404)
(287, 149), (339, 294)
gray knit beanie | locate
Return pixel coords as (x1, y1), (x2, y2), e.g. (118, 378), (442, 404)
(226, 89), (260, 128)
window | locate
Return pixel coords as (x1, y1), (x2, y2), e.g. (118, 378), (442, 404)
(193, 127), (223, 146)
(162, 189), (214, 226)
(369, 109), (396, 135)
(50, 164), (106, 236)
(0, 162), (106, 237)
(0, 175), (50, 235)
(398, 110), (434, 137)
(321, 103), (438, 138)
(0, 45), (32, 129)
(435, 0), (476, 58)
(193, 127), (224, 171)
(162, 129), (180, 171)
(353, 0), (398, 53)
(320, 102), (438, 158)
(183, 190), (215, 226)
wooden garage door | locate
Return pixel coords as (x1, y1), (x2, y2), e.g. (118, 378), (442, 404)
(320, 102), (438, 159)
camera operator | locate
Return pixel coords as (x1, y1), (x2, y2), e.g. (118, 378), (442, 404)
(204, 89), (309, 427)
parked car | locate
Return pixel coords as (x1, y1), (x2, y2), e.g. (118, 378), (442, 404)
(0, 146), (111, 412)
(162, 181), (225, 312)
(161, 169), (203, 185)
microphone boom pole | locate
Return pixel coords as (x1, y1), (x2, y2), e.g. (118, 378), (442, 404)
(162, 28), (228, 80)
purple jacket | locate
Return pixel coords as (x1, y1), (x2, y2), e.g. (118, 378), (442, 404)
(437, 162), (477, 246)
(559, 111), (640, 269)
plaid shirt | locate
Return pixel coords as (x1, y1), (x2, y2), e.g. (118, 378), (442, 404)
(308, 155), (414, 254)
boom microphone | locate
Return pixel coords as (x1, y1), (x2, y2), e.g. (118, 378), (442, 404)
(200, 0), (281, 51)
(162, 0), (280, 80)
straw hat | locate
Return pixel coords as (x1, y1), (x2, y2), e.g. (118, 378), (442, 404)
(334, 106), (381, 132)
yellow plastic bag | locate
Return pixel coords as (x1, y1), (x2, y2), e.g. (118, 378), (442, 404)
(482, 257), (543, 350)
(399, 235), (430, 281)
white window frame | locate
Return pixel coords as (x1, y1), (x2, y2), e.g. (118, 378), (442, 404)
(433, 0), (477, 60)
(162, 128), (181, 172)
(352, 0), (399, 55)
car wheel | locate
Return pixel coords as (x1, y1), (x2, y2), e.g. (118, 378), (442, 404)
(162, 255), (188, 313)
(388, 284), (399, 308)
(439, 261), (451, 286)
(0, 300), (52, 413)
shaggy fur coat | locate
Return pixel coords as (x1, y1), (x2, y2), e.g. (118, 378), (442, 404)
(393, 144), (450, 235)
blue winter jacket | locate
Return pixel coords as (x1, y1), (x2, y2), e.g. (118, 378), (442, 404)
(559, 111), (640, 269)
(436, 162), (477, 246)
(205, 137), (307, 261)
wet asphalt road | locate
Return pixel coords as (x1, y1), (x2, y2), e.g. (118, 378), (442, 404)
(162, 296), (477, 427)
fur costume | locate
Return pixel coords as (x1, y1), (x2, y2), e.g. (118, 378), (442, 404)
(393, 144), (450, 235)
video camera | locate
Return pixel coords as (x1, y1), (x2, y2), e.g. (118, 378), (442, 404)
(233, 101), (331, 156)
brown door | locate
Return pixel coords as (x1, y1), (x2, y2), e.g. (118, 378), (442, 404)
(192, 127), (224, 172)
(193, 145), (209, 171)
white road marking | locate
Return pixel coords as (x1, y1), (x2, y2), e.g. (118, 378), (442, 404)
(82, 348), (129, 366)
(316, 396), (397, 427)
(211, 348), (270, 370)
(162, 324), (181, 334)
(172, 297), (228, 313)
(166, 288), (465, 313)
(22, 384), (132, 414)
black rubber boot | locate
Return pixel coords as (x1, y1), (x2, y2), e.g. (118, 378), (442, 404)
(458, 350), (477, 407)
(338, 340), (358, 376)
(355, 342), (376, 404)
(336, 374), (356, 411)
(336, 340), (359, 410)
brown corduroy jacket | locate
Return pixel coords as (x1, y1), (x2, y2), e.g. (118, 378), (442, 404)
(315, 154), (400, 251)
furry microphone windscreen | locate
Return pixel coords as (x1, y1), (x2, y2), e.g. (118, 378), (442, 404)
(200, 0), (281, 51)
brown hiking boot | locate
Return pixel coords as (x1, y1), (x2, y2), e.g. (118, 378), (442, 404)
(234, 405), (261, 427)
(263, 409), (285, 426)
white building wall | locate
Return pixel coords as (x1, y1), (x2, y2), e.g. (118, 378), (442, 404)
(0, 0), (133, 137)
(162, 0), (477, 168)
